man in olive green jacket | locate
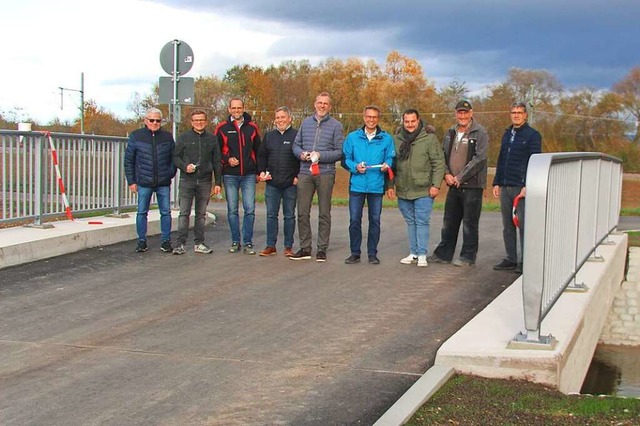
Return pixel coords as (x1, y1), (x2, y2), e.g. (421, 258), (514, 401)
(386, 108), (445, 267)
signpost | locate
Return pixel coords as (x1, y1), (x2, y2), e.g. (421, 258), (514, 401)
(159, 40), (195, 206)
(159, 39), (195, 140)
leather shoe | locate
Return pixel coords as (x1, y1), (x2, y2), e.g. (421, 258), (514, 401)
(368, 255), (380, 265)
(259, 246), (277, 256)
(284, 247), (294, 257)
(345, 254), (361, 264)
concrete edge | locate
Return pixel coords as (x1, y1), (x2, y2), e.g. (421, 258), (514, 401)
(0, 211), (208, 270)
(373, 365), (454, 426)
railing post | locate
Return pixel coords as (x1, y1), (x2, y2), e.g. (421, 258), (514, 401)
(106, 140), (129, 219)
(24, 133), (53, 229)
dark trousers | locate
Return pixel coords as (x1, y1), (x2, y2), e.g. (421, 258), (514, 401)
(177, 177), (212, 245)
(499, 186), (525, 264)
(348, 191), (383, 256)
(433, 187), (483, 262)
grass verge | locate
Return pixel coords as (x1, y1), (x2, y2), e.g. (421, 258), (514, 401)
(407, 374), (640, 426)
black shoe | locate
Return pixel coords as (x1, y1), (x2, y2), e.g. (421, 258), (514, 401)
(514, 263), (523, 274)
(368, 255), (380, 265)
(160, 240), (173, 253)
(135, 240), (148, 253)
(345, 254), (361, 264)
(316, 251), (327, 262)
(452, 258), (475, 267)
(426, 255), (450, 264)
(290, 248), (312, 260)
(493, 259), (517, 270)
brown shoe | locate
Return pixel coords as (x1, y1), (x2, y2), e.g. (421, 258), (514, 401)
(284, 247), (294, 257)
(259, 246), (277, 257)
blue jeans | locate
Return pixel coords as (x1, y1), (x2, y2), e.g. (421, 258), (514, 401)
(433, 187), (483, 262)
(348, 191), (383, 256)
(136, 185), (171, 242)
(398, 196), (434, 256)
(223, 174), (256, 245)
(265, 183), (297, 248)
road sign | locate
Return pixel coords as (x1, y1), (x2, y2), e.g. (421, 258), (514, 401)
(159, 40), (194, 76)
(158, 77), (194, 105)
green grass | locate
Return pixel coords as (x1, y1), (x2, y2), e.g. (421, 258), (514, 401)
(621, 207), (640, 216)
(408, 374), (640, 425)
(626, 231), (640, 247)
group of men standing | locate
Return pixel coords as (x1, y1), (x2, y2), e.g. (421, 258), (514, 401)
(124, 94), (541, 272)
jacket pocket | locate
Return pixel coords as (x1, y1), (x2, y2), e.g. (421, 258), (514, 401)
(413, 171), (430, 187)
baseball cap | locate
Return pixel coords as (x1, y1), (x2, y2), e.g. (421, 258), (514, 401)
(455, 100), (472, 111)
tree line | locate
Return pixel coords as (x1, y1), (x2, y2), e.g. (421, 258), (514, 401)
(2, 51), (639, 171)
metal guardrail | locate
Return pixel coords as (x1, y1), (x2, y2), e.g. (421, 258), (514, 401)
(1, 130), (132, 226)
(512, 152), (623, 348)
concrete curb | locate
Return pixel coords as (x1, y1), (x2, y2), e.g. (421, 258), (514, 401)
(373, 365), (454, 426)
(0, 210), (214, 269)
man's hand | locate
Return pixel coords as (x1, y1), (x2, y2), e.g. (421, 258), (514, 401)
(519, 187), (527, 197)
(429, 187), (440, 198)
(386, 188), (396, 200)
(211, 185), (221, 197)
(380, 163), (389, 172)
(444, 174), (455, 186)
(129, 184), (137, 193)
(492, 185), (500, 198)
(356, 162), (367, 174)
(228, 157), (239, 167)
(186, 163), (197, 173)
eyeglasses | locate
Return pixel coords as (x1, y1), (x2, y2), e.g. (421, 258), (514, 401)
(146, 118), (162, 123)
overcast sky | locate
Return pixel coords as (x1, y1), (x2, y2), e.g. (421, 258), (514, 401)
(2, 0), (638, 124)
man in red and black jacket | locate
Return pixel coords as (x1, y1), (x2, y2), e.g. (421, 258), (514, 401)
(214, 98), (261, 255)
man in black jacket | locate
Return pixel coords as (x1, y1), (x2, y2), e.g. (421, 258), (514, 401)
(492, 102), (542, 273)
(214, 98), (261, 255)
(124, 107), (176, 253)
(172, 109), (222, 255)
(257, 107), (300, 257)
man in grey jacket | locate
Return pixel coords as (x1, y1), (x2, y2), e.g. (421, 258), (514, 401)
(290, 92), (344, 262)
(429, 100), (489, 266)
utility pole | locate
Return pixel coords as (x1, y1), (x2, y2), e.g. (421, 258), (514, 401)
(59, 72), (85, 134)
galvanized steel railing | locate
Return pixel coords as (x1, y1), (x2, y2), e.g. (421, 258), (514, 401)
(1, 130), (132, 226)
(513, 152), (623, 347)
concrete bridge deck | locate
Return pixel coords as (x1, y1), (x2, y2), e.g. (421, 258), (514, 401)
(0, 206), (635, 425)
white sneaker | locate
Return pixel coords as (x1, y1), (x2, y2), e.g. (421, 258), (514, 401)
(194, 243), (213, 254)
(417, 255), (428, 267)
(400, 254), (418, 264)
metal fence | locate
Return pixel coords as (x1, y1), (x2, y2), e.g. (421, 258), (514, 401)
(513, 152), (623, 347)
(1, 130), (133, 226)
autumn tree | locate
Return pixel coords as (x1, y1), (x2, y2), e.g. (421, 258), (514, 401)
(506, 68), (562, 109)
(613, 66), (640, 143)
(77, 100), (131, 136)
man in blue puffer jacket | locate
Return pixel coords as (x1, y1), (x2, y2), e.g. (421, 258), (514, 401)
(492, 102), (542, 274)
(342, 105), (395, 265)
(124, 107), (176, 253)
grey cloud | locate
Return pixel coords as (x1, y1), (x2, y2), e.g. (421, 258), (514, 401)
(154, 0), (640, 89)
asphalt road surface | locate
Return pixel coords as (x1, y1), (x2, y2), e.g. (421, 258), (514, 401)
(0, 206), (521, 425)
